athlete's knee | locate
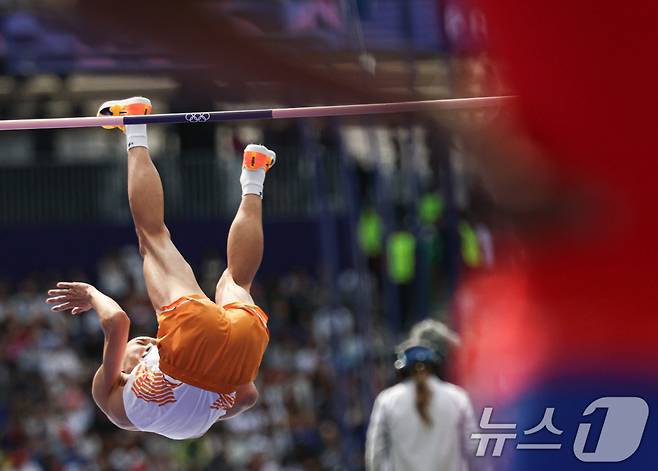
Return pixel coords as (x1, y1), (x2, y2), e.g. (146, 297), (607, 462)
(214, 269), (232, 298)
(215, 269), (253, 305)
(224, 268), (252, 293)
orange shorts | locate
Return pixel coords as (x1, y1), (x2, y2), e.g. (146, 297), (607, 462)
(155, 294), (269, 394)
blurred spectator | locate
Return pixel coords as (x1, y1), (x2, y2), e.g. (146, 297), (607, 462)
(285, 0), (344, 41)
(365, 321), (480, 471)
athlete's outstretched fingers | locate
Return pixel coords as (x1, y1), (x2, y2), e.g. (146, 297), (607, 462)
(56, 281), (90, 294)
(46, 282), (94, 314)
(46, 292), (85, 303)
(51, 302), (73, 312)
(47, 289), (69, 296)
(56, 282), (78, 288)
(46, 295), (67, 303)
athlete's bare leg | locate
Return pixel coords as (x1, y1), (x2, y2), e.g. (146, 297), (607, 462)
(97, 97), (204, 311)
(127, 146), (204, 310)
(215, 195), (262, 305)
(215, 145), (274, 306)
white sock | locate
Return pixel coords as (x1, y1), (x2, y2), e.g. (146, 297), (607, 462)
(240, 168), (266, 198)
(125, 124), (148, 151)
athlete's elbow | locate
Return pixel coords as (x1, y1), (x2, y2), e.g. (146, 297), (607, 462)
(238, 383), (259, 409)
(244, 388), (259, 409)
(101, 311), (130, 333)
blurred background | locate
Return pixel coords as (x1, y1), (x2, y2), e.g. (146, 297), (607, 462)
(2, 0), (655, 470)
(0, 2), (498, 469)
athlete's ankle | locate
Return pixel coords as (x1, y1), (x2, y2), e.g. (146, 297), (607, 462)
(126, 124), (148, 152)
(240, 168), (266, 198)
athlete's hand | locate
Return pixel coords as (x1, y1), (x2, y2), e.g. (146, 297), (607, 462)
(46, 282), (96, 315)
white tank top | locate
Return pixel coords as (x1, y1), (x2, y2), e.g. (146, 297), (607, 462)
(122, 345), (236, 440)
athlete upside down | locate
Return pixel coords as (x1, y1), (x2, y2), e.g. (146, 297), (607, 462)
(46, 97), (275, 439)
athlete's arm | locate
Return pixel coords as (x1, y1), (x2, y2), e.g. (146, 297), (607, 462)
(47, 282), (132, 424)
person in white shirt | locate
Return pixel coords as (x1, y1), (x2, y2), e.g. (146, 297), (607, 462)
(366, 322), (480, 471)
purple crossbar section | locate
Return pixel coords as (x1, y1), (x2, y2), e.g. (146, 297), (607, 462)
(0, 96), (512, 131)
(124, 109), (273, 125)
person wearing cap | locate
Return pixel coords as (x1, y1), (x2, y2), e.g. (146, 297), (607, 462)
(365, 320), (480, 470)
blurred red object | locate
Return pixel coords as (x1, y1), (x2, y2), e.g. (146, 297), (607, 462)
(459, 0), (658, 400)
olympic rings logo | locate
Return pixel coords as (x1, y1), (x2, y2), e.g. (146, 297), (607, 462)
(185, 112), (211, 123)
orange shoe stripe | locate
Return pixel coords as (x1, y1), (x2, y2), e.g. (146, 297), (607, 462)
(124, 103), (152, 115)
(243, 151), (273, 171)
